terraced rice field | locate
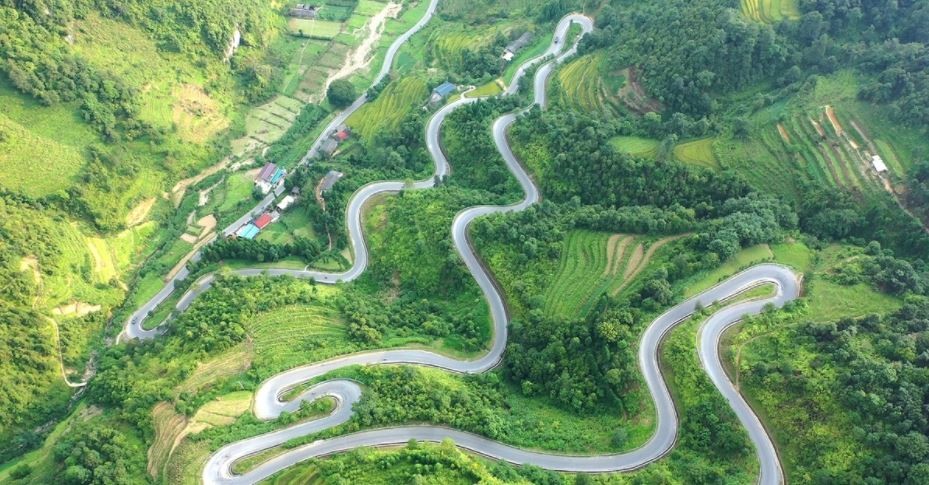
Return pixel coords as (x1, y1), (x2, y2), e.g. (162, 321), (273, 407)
(246, 303), (355, 374)
(543, 231), (680, 319)
(555, 52), (621, 117)
(610, 136), (659, 159)
(148, 403), (188, 478)
(427, 22), (525, 71)
(347, 76), (428, 140)
(673, 138), (718, 169)
(741, 0), (800, 23)
(244, 95), (304, 146)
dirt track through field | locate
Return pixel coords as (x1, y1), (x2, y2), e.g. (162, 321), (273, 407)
(612, 235), (684, 296)
(824, 105), (844, 137)
(604, 235), (631, 277)
(776, 123), (791, 143)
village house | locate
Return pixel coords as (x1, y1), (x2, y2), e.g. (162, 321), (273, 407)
(276, 195), (297, 211)
(429, 81), (457, 105)
(253, 212), (273, 230)
(319, 125), (351, 158)
(320, 138), (339, 157)
(289, 4), (317, 19)
(235, 223), (260, 240)
(502, 32), (533, 62)
(872, 154), (888, 173)
(255, 162), (287, 195)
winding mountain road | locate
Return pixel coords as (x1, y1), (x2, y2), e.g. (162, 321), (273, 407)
(119, 6), (797, 484)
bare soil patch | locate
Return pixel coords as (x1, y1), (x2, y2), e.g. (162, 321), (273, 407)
(126, 197), (156, 227)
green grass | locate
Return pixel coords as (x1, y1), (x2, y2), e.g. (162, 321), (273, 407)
(741, 0), (800, 23)
(257, 209), (318, 245)
(0, 114), (85, 197)
(673, 138), (718, 169)
(347, 76), (428, 141)
(288, 19), (344, 39)
(609, 136), (659, 159)
(683, 244), (776, 298)
(466, 81), (503, 98)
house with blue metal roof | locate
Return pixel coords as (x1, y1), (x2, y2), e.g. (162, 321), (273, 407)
(236, 223), (260, 240)
(430, 82), (457, 105)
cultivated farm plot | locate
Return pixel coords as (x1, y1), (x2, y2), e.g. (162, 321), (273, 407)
(555, 52), (622, 117)
(610, 136), (659, 159)
(347, 76), (428, 140)
(741, 0), (800, 23)
(244, 95), (303, 146)
(543, 231), (680, 319)
(757, 107), (888, 196)
(673, 138), (718, 169)
(288, 19), (344, 39)
(246, 303), (356, 374)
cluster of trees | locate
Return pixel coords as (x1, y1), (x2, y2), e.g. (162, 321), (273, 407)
(350, 367), (507, 437)
(796, 299), (929, 483)
(337, 289), (485, 350)
(50, 421), (145, 484)
(510, 108), (752, 210)
(506, 306), (639, 412)
(583, 0), (787, 117)
(798, 182), (929, 258)
(200, 236), (323, 265)
(443, 97), (524, 198)
(826, 241), (927, 296)
(906, 160), (929, 225)
(327, 79), (357, 108)
(0, 7), (145, 140)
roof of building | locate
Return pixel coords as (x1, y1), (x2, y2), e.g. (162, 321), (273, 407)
(236, 223), (260, 240)
(433, 81), (456, 98)
(257, 163), (277, 182)
(872, 155), (888, 172)
(501, 50), (515, 61)
(336, 130), (350, 141)
(319, 170), (344, 192)
(254, 212), (273, 229)
(320, 138), (339, 155)
(506, 32), (534, 53)
(276, 195), (296, 211)
(270, 167), (286, 184)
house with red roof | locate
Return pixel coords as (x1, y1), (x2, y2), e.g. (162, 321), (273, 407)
(253, 212), (273, 230)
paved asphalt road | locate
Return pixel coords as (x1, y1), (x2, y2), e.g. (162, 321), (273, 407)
(118, 8), (795, 484)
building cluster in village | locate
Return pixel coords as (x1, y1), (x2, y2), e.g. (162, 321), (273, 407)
(233, 162), (301, 240)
